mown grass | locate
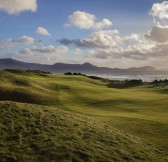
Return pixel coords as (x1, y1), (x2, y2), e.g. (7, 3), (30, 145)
(0, 70), (168, 161)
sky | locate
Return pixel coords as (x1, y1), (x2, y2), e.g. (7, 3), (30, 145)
(0, 0), (168, 69)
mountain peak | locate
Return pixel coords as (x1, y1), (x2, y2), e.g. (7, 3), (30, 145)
(1, 58), (15, 61)
(81, 62), (95, 67)
(82, 62), (92, 65)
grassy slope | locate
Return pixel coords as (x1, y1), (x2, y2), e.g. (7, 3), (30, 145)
(0, 70), (168, 161)
(1, 101), (163, 162)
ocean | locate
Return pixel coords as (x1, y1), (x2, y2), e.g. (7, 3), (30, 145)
(85, 71), (168, 82)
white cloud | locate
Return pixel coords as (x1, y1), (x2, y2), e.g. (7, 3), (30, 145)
(59, 23), (168, 64)
(16, 35), (35, 45)
(123, 34), (142, 44)
(59, 30), (121, 49)
(0, 0), (37, 15)
(36, 27), (51, 36)
(90, 33), (168, 61)
(59, 30), (144, 50)
(19, 45), (69, 64)
(150, 1), (168, 19)
(68, 11), (112, 30)
(93, 19), (112, 30)
(86, 40), (160, 62)
(20, 45), (68, 56)
(69, 11), (95, 29)
(0, 35), (36, 49)
(144, 25), (168, 43)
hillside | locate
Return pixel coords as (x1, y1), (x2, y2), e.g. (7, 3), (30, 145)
(0, 70), (168, 161)
(1, 101), (164, 162)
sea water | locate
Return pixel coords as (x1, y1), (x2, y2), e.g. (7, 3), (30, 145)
(86, 71), (168, 82)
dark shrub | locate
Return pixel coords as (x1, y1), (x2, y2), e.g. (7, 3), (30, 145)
(64, 72), (73, 75)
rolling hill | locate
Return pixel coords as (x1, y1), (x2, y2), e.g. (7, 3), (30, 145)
(0, 70), (167, 161)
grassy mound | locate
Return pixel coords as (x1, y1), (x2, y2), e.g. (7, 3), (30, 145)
(0, 70), (168, 161)
(0, 101), (165, 162)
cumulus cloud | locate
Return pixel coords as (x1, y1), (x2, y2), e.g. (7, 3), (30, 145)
(16, 35), (35, 44)
(0, 0), (37, 15)
(144, 25), (168, 43)
(0, 35), (36, 49)
(59, 30), (145, 51)
(59, 23), (168, 63)
(87, 40), (161, 61)
(59, 30), (120, 49)
(123, 34), (142, 44)
(150, 1), (168, 19)
(90, 34), (168, 61)
(36, 27), (51, 36)
(68, 11), (112, 30)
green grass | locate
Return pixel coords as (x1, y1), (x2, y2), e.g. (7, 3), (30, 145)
(0, 70), (168, 161)
(0, 101), (165, 162)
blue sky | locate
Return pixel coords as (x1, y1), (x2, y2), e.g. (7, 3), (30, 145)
(0, 0), (162, 38)
(0, 0), (168, 69)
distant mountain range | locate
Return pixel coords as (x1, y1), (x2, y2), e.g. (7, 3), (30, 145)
(0, 58), (158, 73)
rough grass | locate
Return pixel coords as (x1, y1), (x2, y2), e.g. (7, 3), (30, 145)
(0, 70), (168, 161)
(0, 101), (166, 162)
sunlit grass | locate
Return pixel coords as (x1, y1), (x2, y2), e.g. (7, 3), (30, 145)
(0, 70), (168, 161)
